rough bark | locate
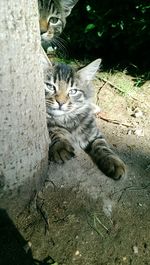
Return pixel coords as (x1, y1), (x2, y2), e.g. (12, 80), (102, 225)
(0, 0), (49, 210)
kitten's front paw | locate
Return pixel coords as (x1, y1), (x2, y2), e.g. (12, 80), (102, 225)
(49, 140), (75, 163)
(98, 155), (126, 180)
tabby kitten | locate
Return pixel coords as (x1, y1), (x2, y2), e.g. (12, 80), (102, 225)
(38, 0), (78, 51)
(44, 59), (126, 180)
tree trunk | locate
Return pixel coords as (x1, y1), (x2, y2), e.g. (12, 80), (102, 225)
(0, 0), (49, 210)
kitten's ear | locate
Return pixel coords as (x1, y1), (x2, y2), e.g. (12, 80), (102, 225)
(61, 0), (79, 17)
(77, 59), (102, 82)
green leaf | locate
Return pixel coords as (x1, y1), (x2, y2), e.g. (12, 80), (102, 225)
(84, 24), (96, 33)
(120, 21), (124, 30)
(97, 31), (103, 37)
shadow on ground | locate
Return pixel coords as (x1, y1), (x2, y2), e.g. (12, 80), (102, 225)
(0, 209), (34, 265)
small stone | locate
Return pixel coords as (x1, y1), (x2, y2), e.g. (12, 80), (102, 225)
(127, 129), (132, 135)
(131, 108), (143, 118)
(134, 128), (144, 137)
(133, 245), (138, 254)
(75, 250), (80, 256)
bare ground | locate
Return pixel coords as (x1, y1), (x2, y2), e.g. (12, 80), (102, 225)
(1, 75), (150, 265)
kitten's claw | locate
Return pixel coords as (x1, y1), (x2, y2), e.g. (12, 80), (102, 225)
(49, 140), (75, 163)
(98, 155), (126, 180)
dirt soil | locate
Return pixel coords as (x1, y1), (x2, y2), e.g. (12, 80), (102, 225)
(1, 75), (150, 265)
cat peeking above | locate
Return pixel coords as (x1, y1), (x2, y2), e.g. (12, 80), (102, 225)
(38, 0), (78, 51)
(43, 58), (126, 180)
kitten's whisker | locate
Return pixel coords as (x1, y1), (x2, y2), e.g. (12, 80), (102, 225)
(52, 38), (69, 57)
(55, 36), (68, 46)
(52, 39), (66, 51)
(61, 32), (69, 40)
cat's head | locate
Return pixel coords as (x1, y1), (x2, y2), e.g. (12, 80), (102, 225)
(38, 0), (78, 50)
(44, 59), (101, 116)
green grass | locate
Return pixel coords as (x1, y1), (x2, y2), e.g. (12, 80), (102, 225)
(97, 70), (135, 96)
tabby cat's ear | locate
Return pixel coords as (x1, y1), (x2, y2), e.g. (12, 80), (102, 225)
(61, 0), (79, 17)
(77, 59), (102, 82)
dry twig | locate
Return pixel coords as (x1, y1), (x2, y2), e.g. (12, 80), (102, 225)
(97, 76), (139, 101)
(113, 183), (150, 202)
(96, 112), (133, 128)
(36, 193), (50, 233)
(97, 76), (124, 93)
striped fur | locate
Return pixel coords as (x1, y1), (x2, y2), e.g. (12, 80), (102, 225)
(45, 60), (126, 180)
(38, 0), (78, 51)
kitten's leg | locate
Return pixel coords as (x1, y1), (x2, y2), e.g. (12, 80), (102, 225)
(48, 127), (75, 163)
(84, 128), (126, 180)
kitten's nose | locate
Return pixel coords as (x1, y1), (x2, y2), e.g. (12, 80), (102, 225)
(56, 99), (65, 108)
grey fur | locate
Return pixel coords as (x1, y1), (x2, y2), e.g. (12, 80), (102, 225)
(44, 60), (126, 180)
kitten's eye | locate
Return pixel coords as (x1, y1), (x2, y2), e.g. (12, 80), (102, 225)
(45, 83), (56, 92)
(69, 89), (78, 95)
(49, 17), (59, 24)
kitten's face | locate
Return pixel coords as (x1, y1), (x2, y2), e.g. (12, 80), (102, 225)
(44, 60), (101, 116)
(38, 0), (78, 50)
